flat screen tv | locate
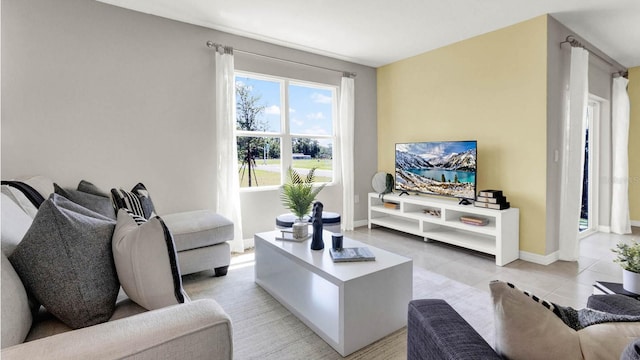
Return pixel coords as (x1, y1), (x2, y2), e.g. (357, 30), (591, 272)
(395, 140), (477, 202)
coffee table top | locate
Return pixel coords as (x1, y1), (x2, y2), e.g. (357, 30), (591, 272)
(254, 230), (412, 284)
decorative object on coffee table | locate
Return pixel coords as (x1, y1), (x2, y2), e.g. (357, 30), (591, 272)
(593, 281), (640, 299)
(310, 202), (324, 250)
(280, 167), (325, 240)
(612, 240), (640, 294)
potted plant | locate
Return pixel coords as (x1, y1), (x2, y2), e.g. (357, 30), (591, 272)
(612, 240), (640, 294)
(280, 167), (326, 239)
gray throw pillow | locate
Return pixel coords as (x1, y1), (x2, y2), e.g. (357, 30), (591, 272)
(54, 183), (116, 220)
(77, 180), (110, 198)
(8, 194), (119, 329)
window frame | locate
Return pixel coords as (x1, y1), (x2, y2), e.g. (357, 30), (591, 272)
(235, 70), (339, 191)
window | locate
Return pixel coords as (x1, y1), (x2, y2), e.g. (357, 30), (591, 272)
(235, 72), (337, 188)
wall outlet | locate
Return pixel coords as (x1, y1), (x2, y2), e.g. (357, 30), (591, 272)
(354, 194), (360, 203)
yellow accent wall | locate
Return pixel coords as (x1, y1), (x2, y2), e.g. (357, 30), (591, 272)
(629, 67), (640, 223)
(377, 16), (548, 254)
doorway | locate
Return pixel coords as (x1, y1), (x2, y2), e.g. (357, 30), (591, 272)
(579, 97), (601, 237)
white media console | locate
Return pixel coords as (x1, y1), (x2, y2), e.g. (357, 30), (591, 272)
(368, 192), (519, 266)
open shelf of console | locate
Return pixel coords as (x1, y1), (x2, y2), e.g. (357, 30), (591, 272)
(368, 192), (519, 266)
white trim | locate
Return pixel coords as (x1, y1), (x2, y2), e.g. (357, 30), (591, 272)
(353, 219), (368, 228)
(519, 250), (559, 265)
(632, 220), (640, 227)
(598, 225), (611, 233)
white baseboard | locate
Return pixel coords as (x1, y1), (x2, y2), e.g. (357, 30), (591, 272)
(353, 219), (368, 228)
(519, 250), (559, 265)
(598, 225), (611, 233)
(632, 220), (640, 227)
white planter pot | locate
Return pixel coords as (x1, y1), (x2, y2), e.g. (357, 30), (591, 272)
(623, 269), (640, 294)
(292, 221), (308, 239)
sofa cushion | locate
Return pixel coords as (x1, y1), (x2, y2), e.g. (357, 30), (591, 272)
(578, 322), (640, 360)
(1, 181), (45, 212)
(162, 210), (234, 251)
(490, 280), (583, 360)
(8, 194), (119, 329)
(1, 185), (38, 219)
(0, 193), (34, 257)
(112, 209), (188, 311)
(21, 175), (55, 200)
(111, 183), (155, 219)
(1, 253), (32, 348)
(54, 183), (116, 220)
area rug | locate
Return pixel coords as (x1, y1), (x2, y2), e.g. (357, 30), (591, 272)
(182, 253), (494, 360)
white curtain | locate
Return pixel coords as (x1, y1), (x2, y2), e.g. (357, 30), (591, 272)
(215, 46), (244, 252)
(611, 76), (632, 234)
(339, 75), (355, 231)
(558, 47), (589, 261)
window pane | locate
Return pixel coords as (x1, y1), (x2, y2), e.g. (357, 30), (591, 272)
(291, 137), (332, 183)
(235, 76), (281, 132)
(238, 136), (281, 188)
(289, 84), (333, 136)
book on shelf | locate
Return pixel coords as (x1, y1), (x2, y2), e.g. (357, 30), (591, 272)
(459, 215), (489, 226)
(474, 201), (510, 210)
(329, 247), (376, 262)
(383, 202), (400, 209)
(478, 189), (503, 198)
(475, 195), (506, 204)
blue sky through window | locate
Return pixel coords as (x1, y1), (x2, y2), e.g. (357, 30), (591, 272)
(235, 76), (333, 137)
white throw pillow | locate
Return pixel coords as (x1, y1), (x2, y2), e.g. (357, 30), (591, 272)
(0, 193), (34, 256)
(112, 209), (189, 310)
(1, 185), (38, 218)
(490, 280), (583, 360)
(21, 175), (55, 200)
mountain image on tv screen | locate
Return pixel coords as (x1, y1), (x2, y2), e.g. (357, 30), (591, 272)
(395, 141), (477, 199)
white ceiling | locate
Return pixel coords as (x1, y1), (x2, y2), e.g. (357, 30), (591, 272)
(97, 0), (640, 68)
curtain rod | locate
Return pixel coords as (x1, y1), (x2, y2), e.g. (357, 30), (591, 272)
(559, 35), (627, 78)
(206, 41), (356, 78)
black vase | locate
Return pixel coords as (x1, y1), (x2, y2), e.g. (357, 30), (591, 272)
(310, 202), (324, 250)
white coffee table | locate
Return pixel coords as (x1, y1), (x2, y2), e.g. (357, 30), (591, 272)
(254, 230), (413, 356)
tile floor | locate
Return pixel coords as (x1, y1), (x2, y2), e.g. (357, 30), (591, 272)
(341, 225), (640, 309)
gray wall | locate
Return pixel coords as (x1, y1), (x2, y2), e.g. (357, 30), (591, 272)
(1, 0), (377, 242)
(546, 16), (625, 254)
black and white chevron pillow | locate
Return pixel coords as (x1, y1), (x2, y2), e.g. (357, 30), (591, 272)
(111, 183), (155, 219)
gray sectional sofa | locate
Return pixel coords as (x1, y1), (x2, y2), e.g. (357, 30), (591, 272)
(408, 295), (640, 360)
(1, 177), (235, 359)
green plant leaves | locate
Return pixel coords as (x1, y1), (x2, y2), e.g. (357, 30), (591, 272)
(280, 167), (326, 219)
(612, 241), (640, 273)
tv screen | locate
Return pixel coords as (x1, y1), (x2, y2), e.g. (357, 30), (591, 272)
(395, 141), (477, 200)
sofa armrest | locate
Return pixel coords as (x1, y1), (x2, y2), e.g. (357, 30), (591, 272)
(1, 299), (232, 360)
(588, 294), (640, 316)
(408, 299), (501, 360)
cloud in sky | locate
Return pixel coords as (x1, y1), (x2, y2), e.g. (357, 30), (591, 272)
(292, 118), (304, 127)
(307, 112), (325, 120)
(302, 126), (328, 136)
(265, 105), (280, 115)
(311, 93), (332, 104)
